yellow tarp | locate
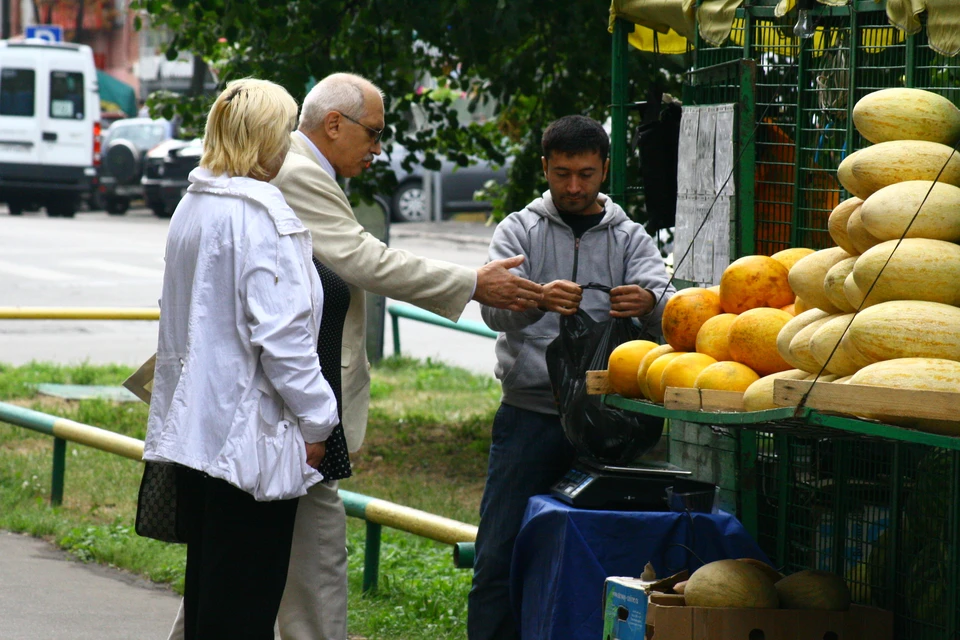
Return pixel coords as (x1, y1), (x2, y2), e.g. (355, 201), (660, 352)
(887, 0), (960, 56)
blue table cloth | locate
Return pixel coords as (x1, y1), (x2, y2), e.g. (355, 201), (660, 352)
(511, 496), (770, 640)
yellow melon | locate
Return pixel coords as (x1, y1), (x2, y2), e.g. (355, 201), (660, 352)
(828, 197), (863, 255)
(661, 288), (723, 352)
(684, 560), (780, 609)
(645, 352), (688, 403)
(837, 140), (960, 199)
(661, 353), (719, 392)
(788, 247), (852, 313)
(770, 247), (815, 273)
(853, 238), (960, 307)
(848, 300), (960, 363)
(780, 303), (795, 316)
(607, 340), (660, 398)
(794, 296), (810, 314)
(809, 314), (872, 376)
(694, 361), (761, 393)
(788, 314), (839, 373)
(719, 255), (794, 314)
(822, 257), (857, 313)
(743, 369), (811, 412)
(846, 205), (883, 254)
(860, 180), (960, 243)
(728, 307), (794, 376)
(777, 308), (832, 372)
(853, 87), (960, 146)
(708, 285), (720, 295)
(695, 313), (738, 361)
(636, 344), (676, 400)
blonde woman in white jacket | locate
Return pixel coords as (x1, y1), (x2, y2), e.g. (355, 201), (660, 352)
(143, 79), (338, 640)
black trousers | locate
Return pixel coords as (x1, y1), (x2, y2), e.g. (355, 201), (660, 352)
(178, 468), (300, 640)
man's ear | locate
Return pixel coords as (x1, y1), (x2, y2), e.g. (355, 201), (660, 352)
(324, 111), (342, 140)
(541, 155), (548, 178)
(602, 157), (610, 182)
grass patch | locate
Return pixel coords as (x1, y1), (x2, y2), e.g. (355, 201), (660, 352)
(0, 357), (497, 639)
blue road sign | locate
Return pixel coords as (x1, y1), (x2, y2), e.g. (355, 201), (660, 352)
(26, 25), (64, 42)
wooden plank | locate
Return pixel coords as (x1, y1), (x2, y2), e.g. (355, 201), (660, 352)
(700, 389), (745, 412)
(774, 379), (960, 422)
(665, 387), (702, 411)
(586, 370), (614, 395)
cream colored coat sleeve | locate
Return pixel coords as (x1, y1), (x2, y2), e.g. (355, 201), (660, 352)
(272, 135), (476, 452)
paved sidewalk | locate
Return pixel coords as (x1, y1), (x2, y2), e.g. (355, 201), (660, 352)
(0, 530), (180, 639)
(389, 219), (496, 246)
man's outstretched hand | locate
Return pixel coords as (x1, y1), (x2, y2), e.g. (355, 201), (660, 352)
(473, 256), (543, 312)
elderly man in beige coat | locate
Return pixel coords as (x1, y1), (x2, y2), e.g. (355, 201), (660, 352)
(168, 72), (540, 640)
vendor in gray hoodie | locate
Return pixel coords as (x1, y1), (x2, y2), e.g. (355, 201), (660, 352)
(468, 114), (675, 640)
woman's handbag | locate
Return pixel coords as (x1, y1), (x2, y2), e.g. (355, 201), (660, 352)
(135, 461), (188, 543)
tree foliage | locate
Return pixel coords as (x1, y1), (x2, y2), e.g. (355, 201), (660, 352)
(134, 0), (683, 218)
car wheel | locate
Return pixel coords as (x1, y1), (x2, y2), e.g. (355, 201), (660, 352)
(105, 197), (130, 215)
(391, 181), (429, 223)
(151, 203), (173, 219)
(7, 200), (25, 215)
(47, 199), (76, 218)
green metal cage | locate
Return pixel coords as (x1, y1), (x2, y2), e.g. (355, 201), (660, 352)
(607, 2), (960, 638)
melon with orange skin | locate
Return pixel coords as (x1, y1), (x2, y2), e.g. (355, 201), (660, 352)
(781, 303), (795, 316)
(728, 307), (794, 376)
(636, 344), (676, 400)
(607, 340), (660, 398)
(661, 353), (719, 391)
(661, 288), (722, 352)
(695, 313), (738, 361)
(719, 255), (794, 314)
(771, 247), (815, 274)
(708, 285), (720, 295)
(645, 352), (688, 403)
(694, 361), (761, 393)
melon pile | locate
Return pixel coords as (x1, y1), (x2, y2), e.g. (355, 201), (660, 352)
(607, 250), (809, 404)
(765, 87), (960, 432)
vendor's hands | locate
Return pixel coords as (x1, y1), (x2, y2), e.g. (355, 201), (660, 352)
(610, 285), (655, 318)
(305, 441), (326, 469)
(539, 280), (583, 315)
(473, 256), (544, 312)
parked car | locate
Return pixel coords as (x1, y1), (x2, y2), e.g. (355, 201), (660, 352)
(385, 144), (509, 223)
(0, 39), (100, 218)
(141, 137), (201, 218)
(95, 117), (172, 214)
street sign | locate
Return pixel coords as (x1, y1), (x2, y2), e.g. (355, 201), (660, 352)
(26, 25), (64, 42)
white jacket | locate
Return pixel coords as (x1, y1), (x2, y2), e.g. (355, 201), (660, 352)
(143, 168), (339, 501)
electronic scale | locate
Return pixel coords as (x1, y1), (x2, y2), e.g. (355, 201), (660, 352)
(551, 458), (716, 511)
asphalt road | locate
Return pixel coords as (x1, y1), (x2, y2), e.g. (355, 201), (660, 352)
(0, 205), (499, 376)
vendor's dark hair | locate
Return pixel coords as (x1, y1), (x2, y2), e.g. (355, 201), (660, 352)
(542, 115), (610, 163)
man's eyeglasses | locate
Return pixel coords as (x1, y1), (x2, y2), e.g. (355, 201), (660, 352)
(338, 112), (383, 144)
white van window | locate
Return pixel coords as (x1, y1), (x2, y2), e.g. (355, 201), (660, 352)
(49, 71), (84, 120)
(0, 68), (36, 116)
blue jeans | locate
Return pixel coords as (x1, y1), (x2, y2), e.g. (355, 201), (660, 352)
(467, 403), (576, 640)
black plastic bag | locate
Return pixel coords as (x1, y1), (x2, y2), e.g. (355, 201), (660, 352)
(546, 286), (664, 464)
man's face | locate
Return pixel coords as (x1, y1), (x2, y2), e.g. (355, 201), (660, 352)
(331, 87), (384, 178)
(542, 150), (609, 215)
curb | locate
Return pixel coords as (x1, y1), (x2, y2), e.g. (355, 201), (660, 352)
(390, 228), (493, 247)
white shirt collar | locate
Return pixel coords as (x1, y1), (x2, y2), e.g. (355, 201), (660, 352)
(296, 130), (336, 180)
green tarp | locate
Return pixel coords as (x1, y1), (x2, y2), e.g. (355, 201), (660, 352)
(96, 70), (137, 117)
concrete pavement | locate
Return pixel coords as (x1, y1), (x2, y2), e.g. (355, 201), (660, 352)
(0, 530), (180, 639)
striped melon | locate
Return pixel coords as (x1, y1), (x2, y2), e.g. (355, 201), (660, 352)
(860, 180), (960, 243)
(743, 369), (811, 412)
(809, 313), (872, 376)
(823, 257), (857, 313)
(853, 88), (960, 146)
(843, 272), (873, 310)
(828, 197), (862, 255)
(788, 314), (839, 373)
(852, 239), (960, 306)
(848, 301), (960, 363)
(788, 247), (852, 314)
(849, 358), (960, 435)
(777, 308), (832, 371)
(846, 205), (882, 254)
(837, 141), (960, 199)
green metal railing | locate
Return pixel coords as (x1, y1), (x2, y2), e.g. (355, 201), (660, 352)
(0, 401), (477, 592)
(387, 303), (496, 356)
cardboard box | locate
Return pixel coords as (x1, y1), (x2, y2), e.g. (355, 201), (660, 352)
(646, 593), (894, 640)
(601, 577), (649, 640)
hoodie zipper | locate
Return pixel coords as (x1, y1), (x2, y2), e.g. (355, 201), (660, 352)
(572, 237), (580, 281)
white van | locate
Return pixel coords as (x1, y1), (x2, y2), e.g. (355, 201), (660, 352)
(0, 39), (101, 217)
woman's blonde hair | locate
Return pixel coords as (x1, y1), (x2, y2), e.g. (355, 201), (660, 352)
(200, 78), (298, 180)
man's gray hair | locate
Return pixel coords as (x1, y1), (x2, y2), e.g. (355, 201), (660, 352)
(299, 72), (384, 132)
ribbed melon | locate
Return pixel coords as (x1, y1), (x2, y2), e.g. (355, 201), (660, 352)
(777, 308), (831, 372)
(788, 314), (838, 373)
(843, 272), (872, 310)
(853, 87), (960, 146)
(788, 247), (851, 314)
(661, 288), (722, 352)
(695, 313), (738, 361)
(853, 239), (960, 306)
(743, 369), (811, 412)
(775, 570), (851, 611)
(848, 301), (960, 363)
(837, 140), (960, 199)
(694, 361), (761, 393)
(823, 257), (857, 313)
(809, 313), (872, 376)
(828, 197), (862, 255)
(728, 308), (794, 376)
(847, 205), (882, 254)
(849, 358), (960, 434)
(860, 180), (960, 243)
(684, 560), (779, 609)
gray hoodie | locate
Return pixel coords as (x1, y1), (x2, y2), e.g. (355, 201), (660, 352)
(481, 191), (675, 415)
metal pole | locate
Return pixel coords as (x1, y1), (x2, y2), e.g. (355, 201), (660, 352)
(391, 313), (401, 356)
(434, 171), (443, 223)
(51, 437), (66, 506)
(610, 18), (629, 208)
(423, 171), (433, 223)
(363, 521), (382, 592)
